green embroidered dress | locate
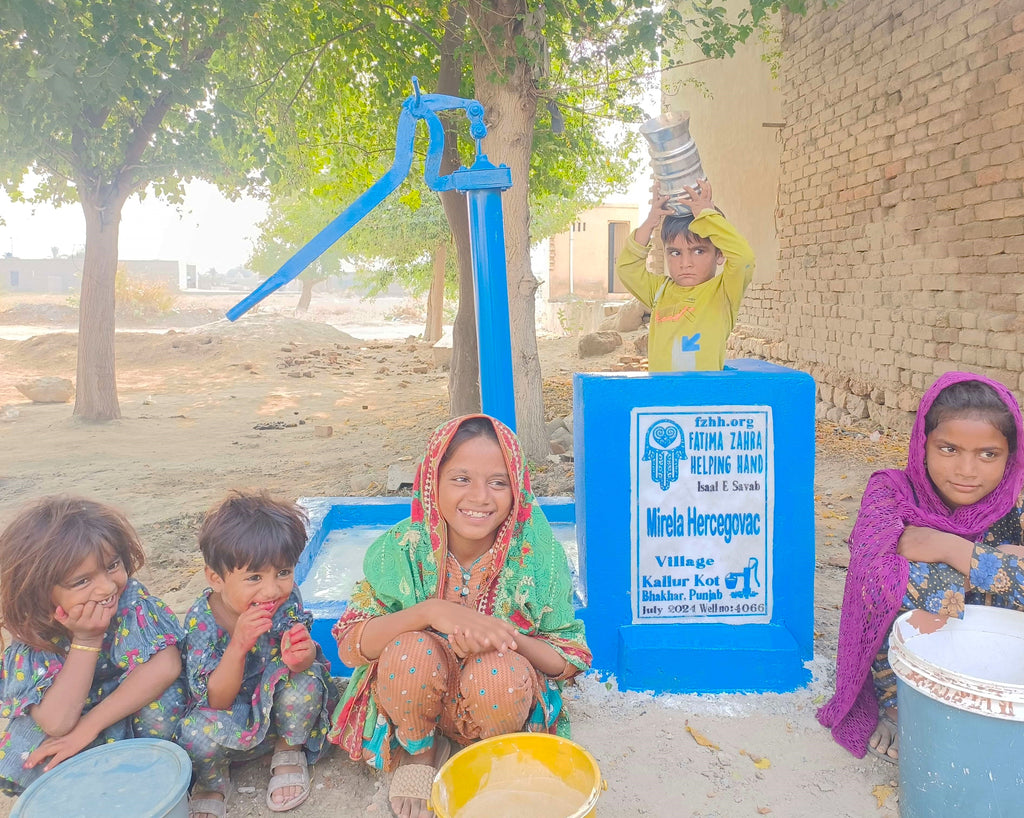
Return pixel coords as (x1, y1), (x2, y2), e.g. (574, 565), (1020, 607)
(327, 415), (591, 770)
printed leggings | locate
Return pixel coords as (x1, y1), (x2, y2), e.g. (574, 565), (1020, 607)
(177, 671), (325, 795)
(374, 630), (536, 758)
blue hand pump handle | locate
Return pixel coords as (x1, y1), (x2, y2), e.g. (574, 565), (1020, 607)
(227, 78), (490, 321)
(225, 78), (519, 432)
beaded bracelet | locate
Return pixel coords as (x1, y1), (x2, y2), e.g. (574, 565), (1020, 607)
(70, 643), (102, 653)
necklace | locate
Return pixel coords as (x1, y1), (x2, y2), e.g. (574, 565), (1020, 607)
(451, 548), (492, 597)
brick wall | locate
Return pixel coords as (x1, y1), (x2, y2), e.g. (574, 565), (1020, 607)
(729, 0), (1024, 430)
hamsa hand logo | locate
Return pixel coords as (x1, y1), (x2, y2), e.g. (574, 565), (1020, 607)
(643, 419), (687, 490)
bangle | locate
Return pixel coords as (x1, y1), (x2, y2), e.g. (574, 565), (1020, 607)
(70, 643), (102, 653)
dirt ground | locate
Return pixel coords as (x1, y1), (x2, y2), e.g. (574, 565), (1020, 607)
(0, 291), (909, 817)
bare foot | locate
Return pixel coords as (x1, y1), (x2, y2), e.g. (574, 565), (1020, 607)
(390, 735), (450, 818)
(868, 707), (899, 761)
(188, 791), (224, 818)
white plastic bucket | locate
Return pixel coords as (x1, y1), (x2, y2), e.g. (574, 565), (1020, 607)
(889, 605), (1024, 817)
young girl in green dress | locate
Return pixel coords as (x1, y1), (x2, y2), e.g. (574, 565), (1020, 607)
(329, 415), (591, 818)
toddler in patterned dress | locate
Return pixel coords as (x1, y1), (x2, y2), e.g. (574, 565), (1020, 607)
(0, 495), (186, 795)
(176, 490), (336, 818)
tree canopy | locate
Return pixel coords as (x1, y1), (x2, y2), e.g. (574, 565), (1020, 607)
(229, 0), (799, 455)
(0, 0), (810, 434)
(0, 1), (273, 418)
(0, 2), (266, 204)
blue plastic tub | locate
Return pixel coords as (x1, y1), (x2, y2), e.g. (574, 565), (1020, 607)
(11, 738), (191, 817)
(297, 496), (579, 676)
(890, 605), (1024, 817)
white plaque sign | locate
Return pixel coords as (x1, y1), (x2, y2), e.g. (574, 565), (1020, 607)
(630, 406), (774, 624)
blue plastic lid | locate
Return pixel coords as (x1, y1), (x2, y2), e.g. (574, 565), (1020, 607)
(12, 738), (191, 817)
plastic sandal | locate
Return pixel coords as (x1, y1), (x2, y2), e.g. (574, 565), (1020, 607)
(188, 796), (227, 818)
(388, 735), (452, 815)
(266, 748), (311, 812)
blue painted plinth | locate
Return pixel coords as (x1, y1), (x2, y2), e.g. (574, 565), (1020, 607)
(574, 360), (815, 694)
(297, 498), (410, 678)
(618, 624), (806, 693)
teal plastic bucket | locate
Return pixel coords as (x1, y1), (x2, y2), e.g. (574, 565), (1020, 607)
(889, 605), (1024, 817)
(11, 738), (191, 818)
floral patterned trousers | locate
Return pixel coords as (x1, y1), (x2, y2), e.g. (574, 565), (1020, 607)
(176, 671), (326, 795)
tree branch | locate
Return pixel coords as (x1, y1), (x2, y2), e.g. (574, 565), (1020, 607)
(113, 12), (233, 200)
(380, 4), (443, 49)
(286, 40), (332, 112)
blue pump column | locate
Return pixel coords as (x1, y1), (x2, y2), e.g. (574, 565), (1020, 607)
(454, 157), (516, 431)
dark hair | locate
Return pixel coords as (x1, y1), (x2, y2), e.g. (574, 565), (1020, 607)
(0, 496), (146, 652)
(440, 417), (500, 468)
(660, 208), (726, 247)
(199, 490), (308, 577)
(925, 380), (1017, 454)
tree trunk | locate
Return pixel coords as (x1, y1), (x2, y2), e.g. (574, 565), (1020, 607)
(296, 276), (315, 313)
(424, 242), (446, 344)
(447, 237), (481, 415)
(468, 0), (549, 460)
(437, 1), (481, 416)
(74, 196), (123, 421)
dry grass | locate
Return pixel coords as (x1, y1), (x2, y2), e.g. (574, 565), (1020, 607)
(815, 419), (908, 470)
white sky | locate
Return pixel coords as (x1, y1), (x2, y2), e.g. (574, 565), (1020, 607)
(0, 178), (268, 273)
(0, 146), (651, 276)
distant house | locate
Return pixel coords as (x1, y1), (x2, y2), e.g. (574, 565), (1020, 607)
(0, 257), (81, 293)
(127, 259), (195, 290)
(0, 257), (196, 292)
(546, 203), (639, 301)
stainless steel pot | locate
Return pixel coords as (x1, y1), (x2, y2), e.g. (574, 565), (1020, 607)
(640, 111), (705, 215)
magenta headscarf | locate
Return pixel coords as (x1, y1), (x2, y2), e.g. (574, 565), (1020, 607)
(818, 371), (1024, 756)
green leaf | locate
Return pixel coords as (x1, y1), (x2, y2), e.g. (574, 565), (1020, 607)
(399, 188), (422, 210)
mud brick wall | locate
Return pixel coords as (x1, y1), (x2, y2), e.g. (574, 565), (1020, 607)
(728, 0), (1024, 430)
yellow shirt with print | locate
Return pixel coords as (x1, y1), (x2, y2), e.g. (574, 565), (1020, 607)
(615, 210), (755, 372)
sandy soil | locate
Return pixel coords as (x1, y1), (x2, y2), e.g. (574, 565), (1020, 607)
(0, 292), (909, 817)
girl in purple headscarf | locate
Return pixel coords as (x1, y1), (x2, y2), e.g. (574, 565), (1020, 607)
(818, 372), (1024, 761)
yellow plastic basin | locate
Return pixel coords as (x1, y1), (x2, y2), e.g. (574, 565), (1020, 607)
(429, 732), (603, 818)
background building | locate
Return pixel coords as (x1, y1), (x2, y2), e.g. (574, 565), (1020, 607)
(546, 203), (640, 301)
(1, 257), (197, 293)
(666, 0), (1022, 429)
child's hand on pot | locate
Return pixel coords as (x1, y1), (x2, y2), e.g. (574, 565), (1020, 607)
(678, 178), (714, 215)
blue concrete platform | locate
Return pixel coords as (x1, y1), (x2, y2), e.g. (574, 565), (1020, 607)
(297, 496), (577, 676)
